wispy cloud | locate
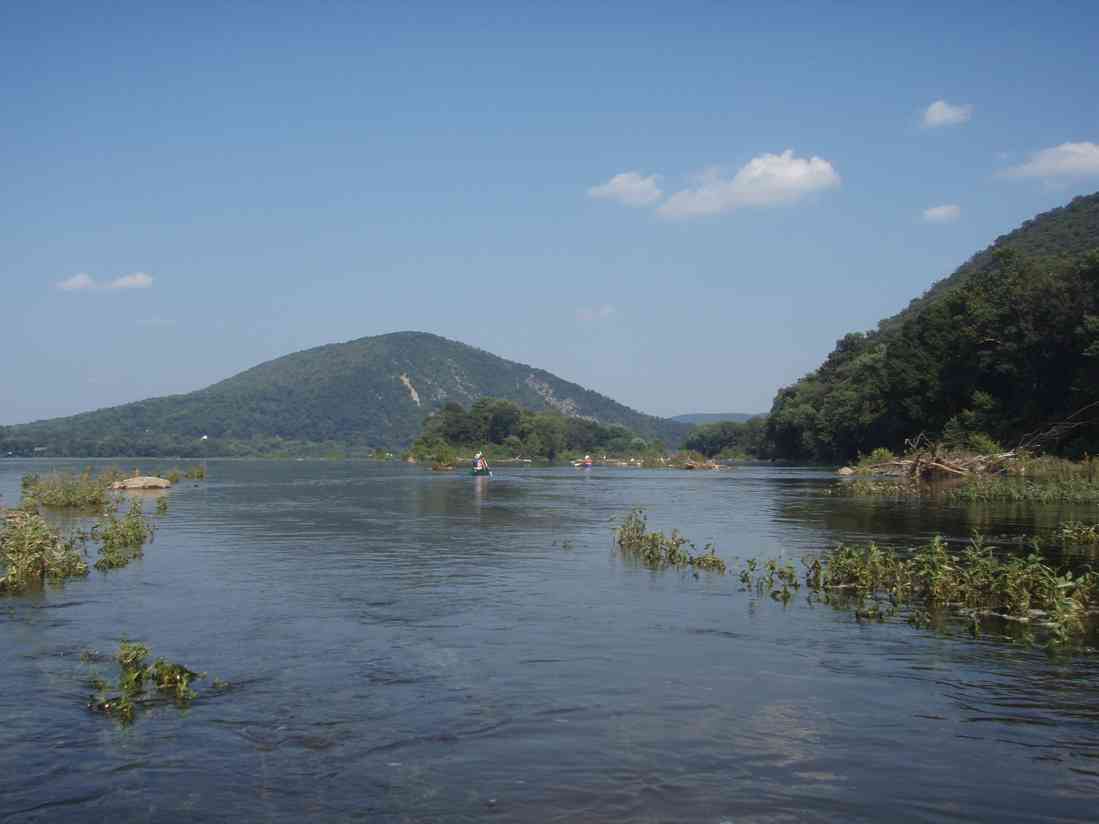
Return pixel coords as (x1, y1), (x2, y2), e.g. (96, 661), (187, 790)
(109, 272), (153, 289)
(657, 150), (840, 219)
(57, 272), (97, 291)
(922, 99), (973, 128)
(1000, 142), (1099, 180)
(576, 305), (617, 322)
(922, 204), (961, 223)
(587, 172), (663, 206)
(56, 272), (154, 291)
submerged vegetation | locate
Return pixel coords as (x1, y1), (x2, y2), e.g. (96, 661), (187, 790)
(20, 470), (116, 509)
(615, 509), (727, 573)
(0, 512), (88, 593)
(758, 535), (1098, 648)
(86, 640), (207, 724)
(92, 499), (155, 571)
(614, 508), (1099, 649)
(2, 470), (168, 590)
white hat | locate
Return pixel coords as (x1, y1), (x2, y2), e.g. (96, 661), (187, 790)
(475, 452), (482, 458)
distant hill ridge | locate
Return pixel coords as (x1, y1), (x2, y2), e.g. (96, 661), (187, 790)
(1, 332), (691, 456)
(670, 413), (758, 425)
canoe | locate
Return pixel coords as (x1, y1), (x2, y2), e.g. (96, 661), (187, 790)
(471, 468), (491, 476)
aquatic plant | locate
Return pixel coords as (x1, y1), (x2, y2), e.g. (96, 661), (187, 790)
(948, 477), (1099, 503)
(800, 534), (1099, 647)
(155, 497), (169, 516)
(615, 509), (726, 573)
(87, 640), (205, 724)
(0, 512), (88, 594)
(92, 499), (154, 571)
(185, 465), (206, 480)
(20, 471), (113, 509)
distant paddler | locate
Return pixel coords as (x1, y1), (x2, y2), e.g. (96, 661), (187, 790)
(575, 454), (593, 469)
(471, 451), (492, 477)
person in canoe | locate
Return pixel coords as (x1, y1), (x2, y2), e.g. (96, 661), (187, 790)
(472, 452), (491, 476)
(576, 454), (593, 468)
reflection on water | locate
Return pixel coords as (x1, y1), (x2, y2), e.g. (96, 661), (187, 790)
(1, 459), (1098, 822)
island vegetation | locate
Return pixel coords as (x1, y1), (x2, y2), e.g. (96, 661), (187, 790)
(408, 397), (666, 464)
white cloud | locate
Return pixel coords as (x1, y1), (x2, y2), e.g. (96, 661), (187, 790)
(922, 204), (961, 223)
(587, 172), (663, 207)
(657, 149), (840, 219)
(57, 272), (97, 291)
(922, 100), (973, 128)
(576, 305), (617, 322)
(56, 271), (154, 292)
(108, 272), (153, 289)
(1001, 142), (1099, 180)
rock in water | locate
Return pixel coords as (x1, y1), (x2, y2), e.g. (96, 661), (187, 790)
(111, 476), (172, 490)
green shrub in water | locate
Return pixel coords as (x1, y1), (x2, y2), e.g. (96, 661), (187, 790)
(87, 640), (205, 724)
(798, 534), (1099, 646)
(20, 471), (113, 509)
(0, 512), (88, 594)
(92, 499), (154, 571)
(616, 509), (726, 573)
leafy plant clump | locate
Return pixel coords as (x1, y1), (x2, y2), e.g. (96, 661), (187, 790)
(798, 534), (1099, 647)
(20, 471), (114, 509)
(0, 512), (89, 594)
(92, 499), (155, 571)
(1057, 522), (1099, 544)
(155, 497), (169, 516)
(615, 509), (727, 573)
(87, 640), (206, 724)
(185, 465), (206, 480)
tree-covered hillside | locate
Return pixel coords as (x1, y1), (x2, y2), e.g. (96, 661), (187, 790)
(767, 192), (1099, 463)
(0, 332), (690, 456)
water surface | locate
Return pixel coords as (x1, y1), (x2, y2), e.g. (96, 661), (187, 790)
(2, 460), (1098, 822)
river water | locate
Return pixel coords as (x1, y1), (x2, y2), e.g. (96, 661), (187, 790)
(2, 460), (1099, 822)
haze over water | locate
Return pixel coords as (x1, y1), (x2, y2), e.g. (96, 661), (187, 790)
(2, 460), (1099, 822)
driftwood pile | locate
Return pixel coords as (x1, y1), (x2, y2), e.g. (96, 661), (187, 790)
(859, 436), (1020, 481)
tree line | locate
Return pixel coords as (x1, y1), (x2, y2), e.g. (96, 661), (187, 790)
(410, 398), (660, 461)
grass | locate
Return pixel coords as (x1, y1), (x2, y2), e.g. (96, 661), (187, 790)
(86, 640), (205, 724)
(840, 475), (1099, 503)
(949, 477), (1099, 503)
(0, 512), (88, 594)
(615, 509), (727, 573)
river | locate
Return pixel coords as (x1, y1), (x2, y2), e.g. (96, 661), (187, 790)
(2, 460), (1098, 822)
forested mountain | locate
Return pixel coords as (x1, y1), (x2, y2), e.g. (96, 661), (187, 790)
(0, 332), (690, 456)
(767, 192), (1099, 463)
(670, 412), (757, 424)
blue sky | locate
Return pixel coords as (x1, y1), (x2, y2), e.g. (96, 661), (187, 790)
(3, 0), (1098, 424)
